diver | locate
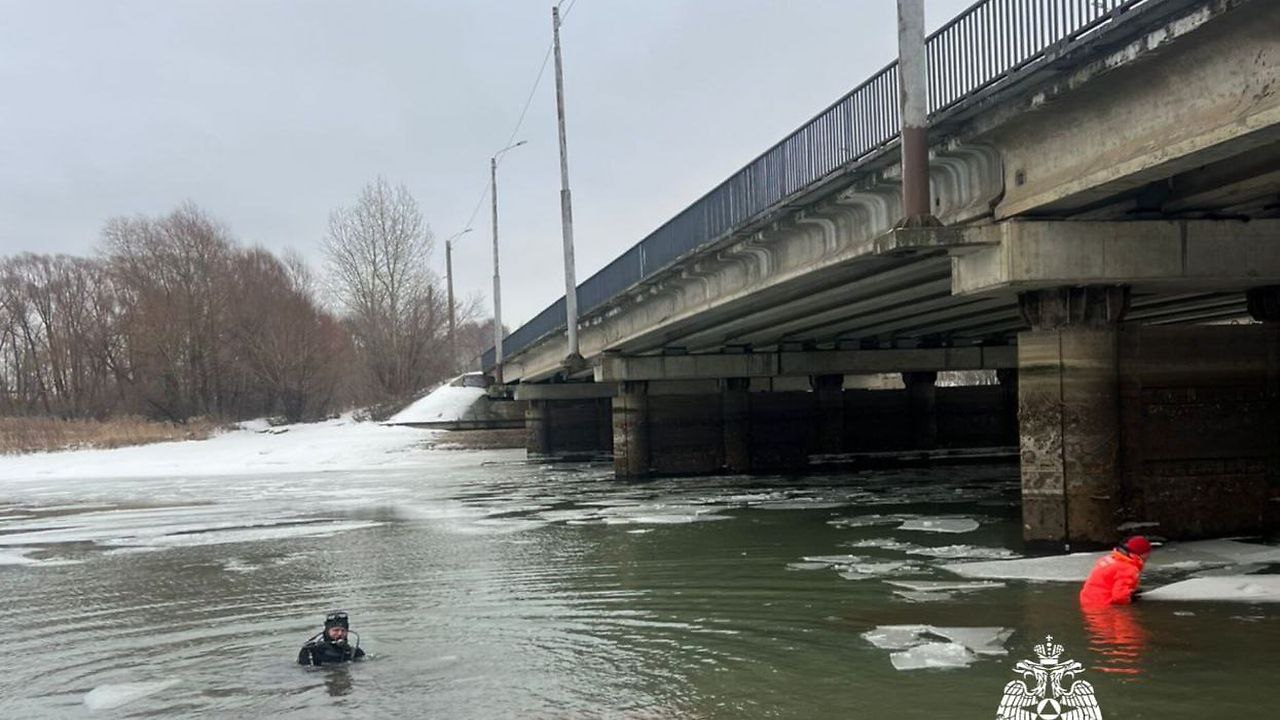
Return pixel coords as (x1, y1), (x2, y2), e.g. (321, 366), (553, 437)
(297, 610), (366, 666)
(1079, 535), (1153, 606)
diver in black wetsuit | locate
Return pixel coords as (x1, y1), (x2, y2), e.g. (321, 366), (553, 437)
(298, 610), (366, 666)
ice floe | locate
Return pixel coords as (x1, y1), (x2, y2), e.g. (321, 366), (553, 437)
(841, 537), (1020, 560)
(884, 580), (1005, 592)
(898, 517), (979, 534)
(827, 513), (918, 528)
(907, 544), (1020, 560)
(863, 625), (1013, 670)
(836, 561), (922, 580)
(890, 642), (976, 670)
(942, 539), (1280, 582)
(1143, 576), (1280, 603)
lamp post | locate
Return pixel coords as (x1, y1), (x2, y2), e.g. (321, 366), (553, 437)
(552, 4), (582, 368)
(896, 0), (936, 226)
(490, 140), (527, 385)
(444, 228), (472, 372)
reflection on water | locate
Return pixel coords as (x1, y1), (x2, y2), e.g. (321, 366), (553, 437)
(0, 450), (1277, 718)
(1081, 606), (1147, 677)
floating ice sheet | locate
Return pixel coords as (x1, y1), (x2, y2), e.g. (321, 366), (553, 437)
(892, 590), (956, 603)
(885, 580), (1004, 592)
(827, 513), (918, 528)
(906, 544), (1020, 560)
(890, 642), (977, 670)
(786, 561), (833, 571)
(942, 540), (1280, 582)
(837, 561), (921, 580)
(863, 624), (1012, 670)
(1143, 576), (1280, 603)
(898, 517), (980, 534)
(802, 554), (868, 565)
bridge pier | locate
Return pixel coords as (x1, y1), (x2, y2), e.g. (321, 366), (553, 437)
(1016, 285), (1280, 547)
(613, 381), (650, 479)
(811, 374), (845, 455)
(722, 378), (752, 473)
(513, 384), (615, 460)
(903, 371), (938, 450)
(1016, 286), (1128, 548)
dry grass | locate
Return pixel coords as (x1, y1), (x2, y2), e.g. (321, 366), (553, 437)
(0, 416), (224, 455)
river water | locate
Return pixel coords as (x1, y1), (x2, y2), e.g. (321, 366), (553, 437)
(2, 447), (1277, 718)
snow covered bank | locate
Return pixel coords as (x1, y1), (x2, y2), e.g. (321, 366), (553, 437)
(0, 416), (439, 482)
(388, 382), (487, 425)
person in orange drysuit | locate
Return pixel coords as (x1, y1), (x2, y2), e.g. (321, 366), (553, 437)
(1079, 535), (1152, 606)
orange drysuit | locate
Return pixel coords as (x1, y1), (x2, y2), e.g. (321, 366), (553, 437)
(1079, 549), (1144, 606)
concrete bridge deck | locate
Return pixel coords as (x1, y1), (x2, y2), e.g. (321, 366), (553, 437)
(485, 0), (1280, 548)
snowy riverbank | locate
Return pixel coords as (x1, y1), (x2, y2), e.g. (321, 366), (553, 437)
(0, 416), (440, 482)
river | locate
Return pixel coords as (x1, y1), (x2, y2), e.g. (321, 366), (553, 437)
(1, 445), (1277, 718)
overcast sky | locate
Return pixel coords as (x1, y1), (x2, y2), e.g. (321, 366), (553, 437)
(0, 0), (973, 327)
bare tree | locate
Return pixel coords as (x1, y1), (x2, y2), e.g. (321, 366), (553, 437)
(323, 178), (448, 404)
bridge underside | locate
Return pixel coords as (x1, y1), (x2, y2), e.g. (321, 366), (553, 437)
(502, 0), (1280, 547)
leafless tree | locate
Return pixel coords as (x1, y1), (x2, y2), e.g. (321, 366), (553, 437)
(323, 177), (449, 403)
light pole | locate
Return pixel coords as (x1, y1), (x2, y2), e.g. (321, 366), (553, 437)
(490, 140), (527, 385)
(552, 3), (582, 368)
(444, 228), (472, 373)
(895, 0), (936, 226)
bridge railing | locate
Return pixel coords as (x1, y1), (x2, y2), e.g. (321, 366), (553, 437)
(484, 0), (1159, 371)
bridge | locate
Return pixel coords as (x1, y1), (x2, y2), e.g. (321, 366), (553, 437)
(483, 0), (1280, 547)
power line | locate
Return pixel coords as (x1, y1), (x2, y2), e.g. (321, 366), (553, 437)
(458, 0), (580, 237)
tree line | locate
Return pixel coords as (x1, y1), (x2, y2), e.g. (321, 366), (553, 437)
(0, 179), (492, 424)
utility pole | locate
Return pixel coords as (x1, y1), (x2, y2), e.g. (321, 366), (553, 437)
(444, 228), (472, 373)
(552, 4), (583, 369)
(490, 141), (526, 386)
(896, 0), (937, 226)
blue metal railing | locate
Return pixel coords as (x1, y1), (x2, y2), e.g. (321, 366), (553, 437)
(485, 0), (1161, 371)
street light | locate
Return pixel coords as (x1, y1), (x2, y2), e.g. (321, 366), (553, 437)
(444, 227), (472, 372)
(490, 139), (527, 385)
(552, 3), (582, 368)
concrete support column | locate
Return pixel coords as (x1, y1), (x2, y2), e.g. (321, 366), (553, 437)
(613, 381), (650, 479)
(595, 398), (614, 453)
(1017, 285), (1129, 548)
(811, 374), (845, 454)
(902, 370), (938, 449)
(721, 378), (752, 473)
(525, 400), (550, 457)
(1247, 286), (1280, 323)
(996, 367), (1019, 444)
